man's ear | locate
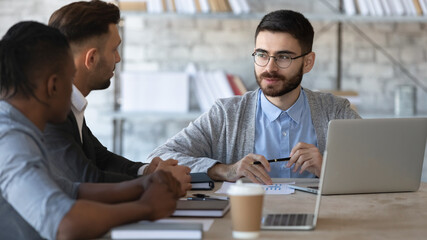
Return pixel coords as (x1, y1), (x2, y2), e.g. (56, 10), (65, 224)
(46, 74), (58, 98)
(84, 48), (98, 70)
(303, 52), (316, 74)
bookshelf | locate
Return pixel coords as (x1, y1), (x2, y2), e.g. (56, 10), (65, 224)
(110, 0), (427, 155)
(121, 11), (427, 22)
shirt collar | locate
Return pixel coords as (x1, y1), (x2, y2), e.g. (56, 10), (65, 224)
(0, 101), (43, 139)
(286, 88), (305, 124)
(259, 88), (305, 124)
(71, 85), (88, 113)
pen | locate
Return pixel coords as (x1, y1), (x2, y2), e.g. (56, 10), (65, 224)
(187, 196), (229, 201)
(252, 157), (291, 165)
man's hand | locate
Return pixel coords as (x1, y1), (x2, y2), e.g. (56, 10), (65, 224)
(143, 157), (162, 176)
(145, 157), (191, 196)
(137, 170), (181, 220)
(208, 153), (272, 185)
(155, 158), (191, 196)
(288, 142), (323, 177)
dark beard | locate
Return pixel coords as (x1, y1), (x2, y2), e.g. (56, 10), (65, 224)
(255, 65), (303, 97)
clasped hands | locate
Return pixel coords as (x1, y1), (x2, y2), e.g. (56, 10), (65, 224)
(144, 157), (192, 195)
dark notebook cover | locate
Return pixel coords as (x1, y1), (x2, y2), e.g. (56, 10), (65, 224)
(172, 200), (230, 218)
(190, 172), (214, 190)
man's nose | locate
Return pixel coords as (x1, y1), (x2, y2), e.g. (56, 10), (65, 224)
(115, 51), (121, 63)
(265, 57), (279, 72)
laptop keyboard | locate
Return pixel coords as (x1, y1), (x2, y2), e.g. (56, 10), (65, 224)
(263, 214), (309, 226)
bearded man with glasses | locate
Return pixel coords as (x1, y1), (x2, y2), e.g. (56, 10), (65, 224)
(149, 10), (361, 184)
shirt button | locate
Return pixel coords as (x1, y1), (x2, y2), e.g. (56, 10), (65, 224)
(282, 132), (287, 136)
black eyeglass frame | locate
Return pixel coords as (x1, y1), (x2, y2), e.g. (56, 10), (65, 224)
(251, 51), (311, 69)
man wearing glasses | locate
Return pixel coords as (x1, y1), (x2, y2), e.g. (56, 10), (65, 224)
(149, 10), (360, 185)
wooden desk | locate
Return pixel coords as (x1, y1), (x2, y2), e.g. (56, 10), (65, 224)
(195, 180), (427, 240)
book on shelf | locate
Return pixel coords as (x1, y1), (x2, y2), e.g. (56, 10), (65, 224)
(226, 74), (241, 95)
(412, 0), (425, 15)
(222, 0), (232, 12)
(119, 0), (251, 14)
(190, 172), (214, 190)
(402, 0), (416, 15)
(172, 199), (230, 217)
(216, 0), (225, 12)
(181, 0), (198, 14)
(147, 0), (163, 13)
(238, 0), (250, 13)
(226, 74), (247, 95)
(413, 0), (423, 15)
(349, 0), (427, 16)
(165, 0), (176, 12)
(365, 0), (376, 16)
(208, 0), (219, 12)
(194, 0), (202, 12)
(356, 0), (369, 15)
(420, 0), (427, 15)
(174, 0), (182, 13)
(121, 71), (190, 113)
(372, 0), (384, 16)
(380, 0), (392, 16)
(110, 222), (203, 239)
(199, 0), (211, 13)
(213, 70), (234, 99)
(343, 0), (357, 15)
(193, 70), (235, 112)
(390, 0), (405, 15)
(227, 0), (250, 14)
(194, 71), (216, 112)
(119, 0), (148, 11)
(233, 75), (247, 95)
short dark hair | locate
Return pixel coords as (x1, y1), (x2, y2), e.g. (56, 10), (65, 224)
(48, 0), (120, 44)
(0, 21), (70, 100)
(255, 10), (314, 53)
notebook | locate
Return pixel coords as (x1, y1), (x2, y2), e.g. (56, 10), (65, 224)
(110, 222), (202, 239)
(290, 118), (427, 195)
(172, 199), (230, 217)
(190, 172), (215, 190)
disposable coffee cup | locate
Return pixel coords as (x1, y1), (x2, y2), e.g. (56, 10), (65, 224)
(227, 180), (265, 239)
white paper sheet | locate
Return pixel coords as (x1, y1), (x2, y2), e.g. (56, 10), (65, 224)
(215, 181), (295, 195)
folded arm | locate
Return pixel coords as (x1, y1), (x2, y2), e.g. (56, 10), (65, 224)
(57, 170), (182, 239)
(147, 115), (221, 173)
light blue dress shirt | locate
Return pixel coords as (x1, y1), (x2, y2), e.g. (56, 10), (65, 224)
(254, 88), (317, 178)
(0, 101), (79, 240)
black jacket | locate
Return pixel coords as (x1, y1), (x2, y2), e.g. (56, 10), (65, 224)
(44, 112), (144, 183)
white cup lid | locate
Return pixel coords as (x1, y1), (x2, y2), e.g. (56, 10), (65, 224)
(227, 179), (265, 196)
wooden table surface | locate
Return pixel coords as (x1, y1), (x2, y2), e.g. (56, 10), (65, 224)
(195, 179), (427, 240)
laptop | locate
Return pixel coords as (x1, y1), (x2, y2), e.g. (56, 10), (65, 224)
(261, 118), (427, 230)
(290, 118), (427, 195)
(261, 181), (322, 230)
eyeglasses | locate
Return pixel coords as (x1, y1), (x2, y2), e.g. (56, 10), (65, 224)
(252, 51), (311, 69)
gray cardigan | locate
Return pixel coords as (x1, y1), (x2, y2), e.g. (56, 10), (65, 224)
(148, 88), (361, 173)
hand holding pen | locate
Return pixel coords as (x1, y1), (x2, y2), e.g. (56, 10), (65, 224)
(226, 153), (273, 185)
(252, 157), (290, 165)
